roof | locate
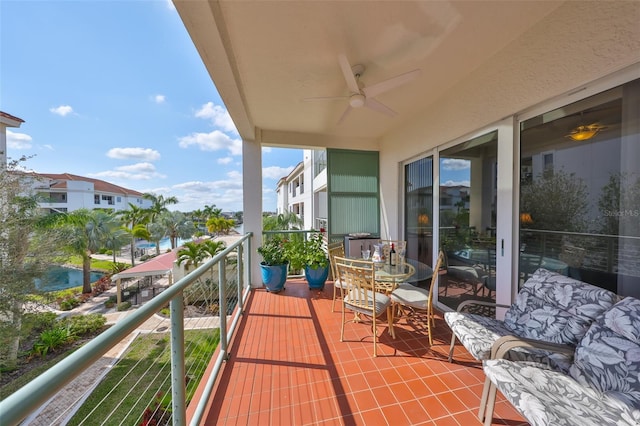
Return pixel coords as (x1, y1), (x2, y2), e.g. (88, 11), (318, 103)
(0, 111), (25, 127)
(112, 250), (177, 280)
(36, 172), (145, 196)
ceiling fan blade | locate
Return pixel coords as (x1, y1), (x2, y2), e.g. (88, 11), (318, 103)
(303, 96), (349, 102)
(364, 98), (397, 117)
(338, 54), (360, 93)
(363, 69), (420, 99)
(337, 104), (352, 125)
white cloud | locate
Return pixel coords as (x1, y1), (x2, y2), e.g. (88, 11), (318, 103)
(217, 157), (233, 165)
(195, 102), (237, 134)
(441, 158), (470, 171)
(50, 105), (73, 116)
(42, 144), (54, 151)
(442, 179), (470, 187)
(262, 147), (272, 153)
(107, 147), (161, 161)
(7, 130), (32, 149)
(88, 168), (166, 181)
(154, 94), (166, 104)
(263, 165), (293, 180)
(178, 130), (241, 155)
(115, 162), (157, 173)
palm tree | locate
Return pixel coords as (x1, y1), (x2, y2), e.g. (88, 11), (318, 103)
(159, 211), (196, 249)
(147, 221), (167, 256)
(262, 211), (303, 231)
(143, 193), (178, 254)
(176, 241), (206, 269)
(118, 204), (150, 266)
(206, 216), (235, 236)
(200, 239), (226, 258)
(143, 193), (179, 219)
(49, 209), (113, 293)
(101, 212), (130, 263)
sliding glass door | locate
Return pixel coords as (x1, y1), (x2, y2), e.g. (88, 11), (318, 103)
(438, 131), (498, 310)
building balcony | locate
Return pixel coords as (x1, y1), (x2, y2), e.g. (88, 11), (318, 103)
(0, 232), (525, 425)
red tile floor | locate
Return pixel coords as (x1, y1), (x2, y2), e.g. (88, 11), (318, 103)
(200, 278), (528, 425)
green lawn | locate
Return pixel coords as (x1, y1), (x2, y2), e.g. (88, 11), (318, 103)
(65, 255), (128, 271)
(68, 329), (220, 425)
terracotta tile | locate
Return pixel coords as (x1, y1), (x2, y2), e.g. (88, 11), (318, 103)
(204, 280), (524, 425)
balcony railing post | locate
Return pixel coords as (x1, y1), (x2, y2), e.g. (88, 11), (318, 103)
(170, 291), (186, 426)
(219, 258), (228, 359)
(237, 244), (244, 313)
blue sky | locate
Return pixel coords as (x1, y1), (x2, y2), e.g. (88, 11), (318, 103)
(1, 0), (301, 213)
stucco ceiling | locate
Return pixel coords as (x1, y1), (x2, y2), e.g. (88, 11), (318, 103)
(172, 1), (572, 146)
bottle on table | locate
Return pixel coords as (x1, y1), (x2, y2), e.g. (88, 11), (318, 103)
(389, 243), (396, 267)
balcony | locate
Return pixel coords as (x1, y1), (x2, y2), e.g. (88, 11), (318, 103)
(0, 232), (526, 425)
(198, 278), (526, 425)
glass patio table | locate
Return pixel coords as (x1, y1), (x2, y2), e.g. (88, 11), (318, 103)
(374, 261), (416, 292)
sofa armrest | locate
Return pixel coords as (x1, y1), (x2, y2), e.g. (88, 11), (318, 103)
(456, 299), (510, 312)
(490, 335), (575, 359)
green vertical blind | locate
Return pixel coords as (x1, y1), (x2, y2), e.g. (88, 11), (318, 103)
(327, 149), (380, 239)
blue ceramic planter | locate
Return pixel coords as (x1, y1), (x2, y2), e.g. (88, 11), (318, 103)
(260, 262), (288, 293)
(305, 264), (329, 289)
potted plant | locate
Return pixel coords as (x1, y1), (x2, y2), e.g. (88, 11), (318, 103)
(257, 235), (288, 293)
(286, 232), (329, 290)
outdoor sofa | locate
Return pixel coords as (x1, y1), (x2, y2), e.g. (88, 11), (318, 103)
(444, 267), (620, 371)
(482, 295), (640, 426)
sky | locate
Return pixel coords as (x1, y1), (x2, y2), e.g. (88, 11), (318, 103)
(1, 0), (302, 213)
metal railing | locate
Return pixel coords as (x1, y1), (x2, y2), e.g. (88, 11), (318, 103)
(0, 233), (253, 426)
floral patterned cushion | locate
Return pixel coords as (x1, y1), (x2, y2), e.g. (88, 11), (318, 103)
(504, 268), (619, 346)
(483, 358), (640, 426)
(569, 296), (640, 409)
(445, 268), (618, 368)
(445, 311), (514, 360)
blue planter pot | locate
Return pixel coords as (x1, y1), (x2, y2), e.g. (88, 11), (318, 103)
(305, 264), (329, 289)
(260, 262), (288, 293)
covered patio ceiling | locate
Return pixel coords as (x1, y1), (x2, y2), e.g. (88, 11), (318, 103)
(172, 1), (569, 148)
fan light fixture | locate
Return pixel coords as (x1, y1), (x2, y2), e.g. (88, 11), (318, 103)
(566, 123), (607, 141)
(349, 93), (365, 108)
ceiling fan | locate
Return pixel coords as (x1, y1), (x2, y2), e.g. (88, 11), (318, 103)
(304, 54), (420, 124)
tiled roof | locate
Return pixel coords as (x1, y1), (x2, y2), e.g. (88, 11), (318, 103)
(36, 173), (144, 196)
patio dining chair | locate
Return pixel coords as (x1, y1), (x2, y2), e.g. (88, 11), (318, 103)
(328, 241), (345, 312)
(390, 250), (445, 345)
(334, 256), (394, 357)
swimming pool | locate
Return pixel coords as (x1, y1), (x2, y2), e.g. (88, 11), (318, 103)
(36, 266), (105, 292)
(136, 237), (190, 251)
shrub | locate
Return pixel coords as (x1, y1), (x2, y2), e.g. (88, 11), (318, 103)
(117, 301), (132, 311)
(32, 327), (75, 357)
(59, 298), (81, 311)
(22, 312), (58, 334)
(59, 314), (106, 336)
(110, 262), (129, 275)
(92, 275), (112, 294)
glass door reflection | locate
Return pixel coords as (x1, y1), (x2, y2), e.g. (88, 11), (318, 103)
(439, 131), (498, 311)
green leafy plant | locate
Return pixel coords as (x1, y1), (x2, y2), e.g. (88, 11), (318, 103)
(59, 313), (107, 335)
(257, 235), (288, 266)
(285, 232), (329, 270)
(117, 301), (132, 311)
(32, 327), (75, 357)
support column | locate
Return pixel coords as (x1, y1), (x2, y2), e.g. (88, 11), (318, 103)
(242, 139), (263, 288)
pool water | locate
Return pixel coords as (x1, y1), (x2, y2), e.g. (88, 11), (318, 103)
(36, 266), (105, 292)
(136, 237), (190, 251)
